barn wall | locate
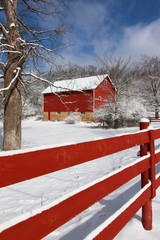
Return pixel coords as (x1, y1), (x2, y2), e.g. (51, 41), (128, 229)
(43, 90), (93, 113)
(43, 76), (116, 121)
(94, 76), (115, 110)
(43, 112), (49, 121)
(43, 111), (94, 122)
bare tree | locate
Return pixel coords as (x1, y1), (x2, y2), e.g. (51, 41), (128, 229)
(47, 62), (100, 81)
(96, 55), (135, 127)
(96, 56), (131, 88)
(0, 0), (69, 150)
(135, 55), (160, 118)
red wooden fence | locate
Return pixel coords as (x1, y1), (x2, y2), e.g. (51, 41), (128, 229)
(0, 119), (160, 239)
(150, 117), (160, 123)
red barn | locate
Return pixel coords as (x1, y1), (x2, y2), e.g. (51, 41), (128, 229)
(43, 74), (115, 121)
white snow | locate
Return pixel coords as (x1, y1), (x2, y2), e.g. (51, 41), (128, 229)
(84, 182), (151, 240)
(10, 23), (16, 28)
(0, 119), (160, 239)
(42, 74), (108, 94)
(140, 118), (150, 123)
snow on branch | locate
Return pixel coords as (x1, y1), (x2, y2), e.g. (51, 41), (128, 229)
(0, 44), (15, 49)
(22, 72), (84, 94)
(22, 72), (57, 86)
(0, 24), (9, 39)
(23, 42), (65, 53)
(1, 50), (22, 55)
(0, 67), (21, 92)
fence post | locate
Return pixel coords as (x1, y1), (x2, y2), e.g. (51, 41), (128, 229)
(140, 118), (152, 230)
(149, 130), (156, 199)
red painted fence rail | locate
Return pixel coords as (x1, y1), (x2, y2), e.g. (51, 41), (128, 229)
(150, 117), (160, 123)
(0, 119), (160, 239)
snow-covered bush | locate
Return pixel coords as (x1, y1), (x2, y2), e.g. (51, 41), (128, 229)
(94, 98), (148, 128)
(64, 112), (81, 124)
(22, 97), (43, 119)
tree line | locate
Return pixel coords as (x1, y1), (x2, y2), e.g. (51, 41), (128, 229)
(8, 54), (159, 129)
(1, 55), (160, 128)
(47, 55), (160, 125)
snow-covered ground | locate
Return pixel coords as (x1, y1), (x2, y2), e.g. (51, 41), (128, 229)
(0, 119), (160, 239)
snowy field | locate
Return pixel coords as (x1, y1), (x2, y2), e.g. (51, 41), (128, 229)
(0, 119), (160, 239)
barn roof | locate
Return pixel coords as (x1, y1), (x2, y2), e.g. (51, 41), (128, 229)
(42, 74), (112, 94)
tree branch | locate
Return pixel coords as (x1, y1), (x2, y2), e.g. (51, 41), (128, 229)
(23, 42), (65, 53)
(32, 48), (53, 64)
(0, 24), (8, 39)
(22, 72), (55, 86)
(18, 18), (59, 35)
(0, 62), (4, 70)
(22, 0), (61, 16)
(18, 47), (33, 67)
(0, 67), (21, 92)
(17, 18), (38, 39)
(0, 43), (15, 49)
(22, 72), (84, 95)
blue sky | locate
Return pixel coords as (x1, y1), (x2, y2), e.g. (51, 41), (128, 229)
(58, 0), (160, 65)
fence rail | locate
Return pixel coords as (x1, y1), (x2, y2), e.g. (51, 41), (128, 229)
(0, 119), (160, 239)
(150, 117), (160, 122)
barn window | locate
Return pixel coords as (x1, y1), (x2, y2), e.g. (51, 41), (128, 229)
(81, 112), (85, 115)
(104, 79), (107, 84)
(56, 112), (61, 115)
(99, 96), (102, 100)
(67, 112), (71, 116)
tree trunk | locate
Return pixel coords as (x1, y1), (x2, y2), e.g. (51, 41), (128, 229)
(154, 95), (159, 118)
(155, 108), (159, 118)
(3, 66), (22, 151)
(3, 0), (23, 150)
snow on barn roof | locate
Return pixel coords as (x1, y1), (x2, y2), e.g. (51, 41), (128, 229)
(42, 74), (109, 94)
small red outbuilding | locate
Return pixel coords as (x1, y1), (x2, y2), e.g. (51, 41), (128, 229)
(42, 74), (115, 121)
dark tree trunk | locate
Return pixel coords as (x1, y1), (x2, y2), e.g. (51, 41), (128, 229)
(3, 65), (22, 150)
(155, 108), (159, 118)
(3, 0), (23, 150)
